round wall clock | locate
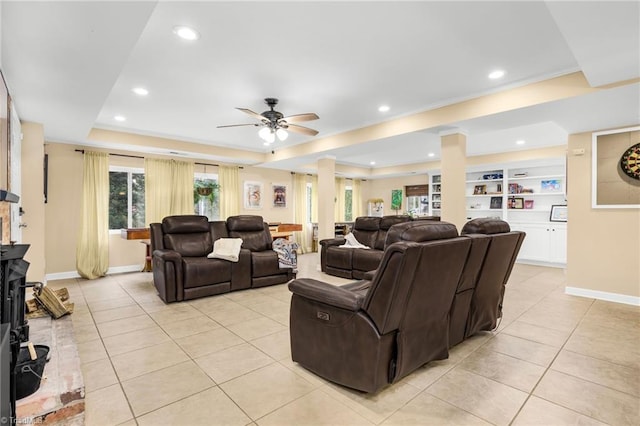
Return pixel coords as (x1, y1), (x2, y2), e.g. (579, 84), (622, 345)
(620, 142), (640, 180)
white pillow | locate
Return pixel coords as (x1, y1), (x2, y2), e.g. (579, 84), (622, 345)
(207, 238), (243, 262)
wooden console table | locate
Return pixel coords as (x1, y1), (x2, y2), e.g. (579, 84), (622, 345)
(120, 228), (152, 272)
(269, 223), (302, 241)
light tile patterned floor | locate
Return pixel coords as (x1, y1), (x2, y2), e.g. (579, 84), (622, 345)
(47, 253), (640, 426)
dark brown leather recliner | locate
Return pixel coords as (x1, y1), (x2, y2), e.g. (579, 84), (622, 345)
(226, 215), (295, 288)
(460, 218), (525, 339)
(320, 215), (415, 279)
(289, 221), (471, 393)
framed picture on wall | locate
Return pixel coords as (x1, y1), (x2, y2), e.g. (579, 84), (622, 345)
(592, 126), (640, 208)
(244, 181), (263, 209)
(272, 184), (286, 207)
(391, 189), (402, 211)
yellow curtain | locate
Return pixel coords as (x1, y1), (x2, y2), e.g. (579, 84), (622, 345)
(293, 173), (310, 254)
(145, 158), (194, 225)
(334, 177), (345, 222)
(352, 178), (362, 219)
(311, 175), (318, 223)
(219, 165), (240, 220)
(76, 151), (110, 279)
(171, 160), (195, 215)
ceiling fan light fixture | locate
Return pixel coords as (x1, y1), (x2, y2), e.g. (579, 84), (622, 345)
(276, 128), (288, 141)
(258, 127), (272, 141)
(259, 127), (276, 144)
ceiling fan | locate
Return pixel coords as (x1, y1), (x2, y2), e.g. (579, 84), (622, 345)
(217, 98), (319, 144)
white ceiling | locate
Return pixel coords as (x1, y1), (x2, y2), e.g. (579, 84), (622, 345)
(1, 1), (639, 175)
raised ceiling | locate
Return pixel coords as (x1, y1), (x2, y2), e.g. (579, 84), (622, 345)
(1, 1), (638, 175)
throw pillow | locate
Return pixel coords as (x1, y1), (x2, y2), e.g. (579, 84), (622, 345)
(207, 238), (243, 262)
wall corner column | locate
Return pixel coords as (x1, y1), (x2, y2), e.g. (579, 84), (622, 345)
(440, 131), (467, 230)
(21, 121), (46, 282)
(317, 156), (336, 241)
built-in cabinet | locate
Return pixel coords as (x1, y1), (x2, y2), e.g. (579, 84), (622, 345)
(428, 158), (567, 266)
(509, 222), (567, 265)
(465, 169), (505, 220)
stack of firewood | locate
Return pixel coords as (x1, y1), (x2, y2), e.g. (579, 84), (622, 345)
(26, 284), (74, 319)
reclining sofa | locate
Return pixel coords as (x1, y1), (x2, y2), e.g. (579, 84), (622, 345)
(289, 218), (524, 393)
(320, 215), (439, 279)
(150, 215), (295, 303)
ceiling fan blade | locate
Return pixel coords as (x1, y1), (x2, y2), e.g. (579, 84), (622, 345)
(280, 113), (319, 123)
(216, 123), (259, 128)
(236, 107), (269, 122)
(287, 123), (319, 136)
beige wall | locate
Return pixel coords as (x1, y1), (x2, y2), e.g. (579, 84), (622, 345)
(237, 166), (295, 223)
(44, 143), (84, 274)
(567, 129), (640, 299)
(21, 122), (46, 282)
(365, 174), (429, 216)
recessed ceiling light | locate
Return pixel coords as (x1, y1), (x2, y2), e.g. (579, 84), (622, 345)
(428, 152), (435, 157)
(132, 87), (149, 96)
(516, 139), (526, 145)
(173, 25), (200, 41)
(114, 115), (126, 122)
(488, 70), (505, 80)
(378, 105), (390, 112)
(370, 161), (376, 165)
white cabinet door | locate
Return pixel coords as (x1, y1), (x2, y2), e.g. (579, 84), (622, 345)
(510, 222), (566, 265)
(512, 223), (548, 262)
(549, 226), (567, 264)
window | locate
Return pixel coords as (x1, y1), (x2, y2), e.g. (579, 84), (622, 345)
(109, 167), (145, 230)
(194, 173), (220, 220)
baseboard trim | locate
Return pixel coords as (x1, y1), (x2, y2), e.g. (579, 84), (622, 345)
(45, 264), (143, 281)
(565, 286), (640, 306)
(516, 259), (566, 269)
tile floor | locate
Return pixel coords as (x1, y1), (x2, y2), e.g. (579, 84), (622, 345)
(48, 253), (640, 425)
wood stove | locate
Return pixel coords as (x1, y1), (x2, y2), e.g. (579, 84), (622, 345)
(0, 244), (32, 423)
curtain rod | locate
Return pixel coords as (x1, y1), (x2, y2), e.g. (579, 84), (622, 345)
(74, 149), (242, 168)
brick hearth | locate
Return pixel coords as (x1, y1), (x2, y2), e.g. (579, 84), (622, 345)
(15, 315), (84, 425)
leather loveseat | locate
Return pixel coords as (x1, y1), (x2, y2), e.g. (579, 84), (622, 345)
(150, 215), (295, 303)
(320, 215), (440, 279)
